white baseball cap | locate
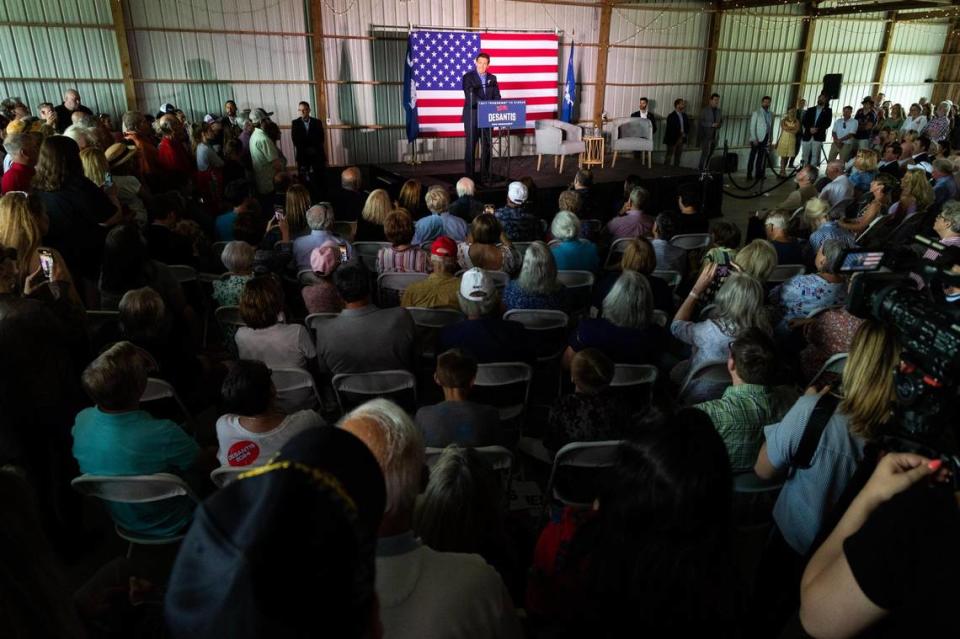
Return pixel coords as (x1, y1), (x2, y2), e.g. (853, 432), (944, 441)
(507, 181), (528, 204)
(459, 267), (495, 301)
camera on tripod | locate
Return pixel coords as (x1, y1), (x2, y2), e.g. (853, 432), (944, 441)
(838, 237), (960, 474)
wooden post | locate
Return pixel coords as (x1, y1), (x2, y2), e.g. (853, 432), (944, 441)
(109, 0), (138, 111)
(471, 0), (481, 28)
(701, 1), (722, 108)
(593, 0), (613, 129)
(872, 13), (896, 98)
(933, 18), (960, 104)
(789, 2), (816, 110)
(308, 0), (329, 161)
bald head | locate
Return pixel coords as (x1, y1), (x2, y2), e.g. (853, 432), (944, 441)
(341, 166), (361, 191)
(63, 89), (80, 110)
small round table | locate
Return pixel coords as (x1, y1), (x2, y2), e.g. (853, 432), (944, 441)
(581, 135), (605, 169)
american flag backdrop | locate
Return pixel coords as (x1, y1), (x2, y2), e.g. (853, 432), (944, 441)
(408, 30), (560, 138)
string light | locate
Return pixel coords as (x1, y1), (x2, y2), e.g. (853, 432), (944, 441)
(611, 9), (702, 45)
(322, 0), (359, 17)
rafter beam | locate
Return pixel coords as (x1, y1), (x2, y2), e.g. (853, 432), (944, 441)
(872, 12), (896, 96)
(701, 1), (723, 108)
(895, 7), (960, 21)
(816, 1), (943, 18)
(308, 0), (329, 161)
(593, 0), (613, 128)
(109, 0), (137, 111)
(932, 17), (960, 104)
(789, 1), (816, 110)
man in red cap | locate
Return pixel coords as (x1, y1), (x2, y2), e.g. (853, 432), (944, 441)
(401, 236), (461, 310)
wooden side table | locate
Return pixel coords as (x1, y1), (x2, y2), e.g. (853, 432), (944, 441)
(581, 135), (605, 169)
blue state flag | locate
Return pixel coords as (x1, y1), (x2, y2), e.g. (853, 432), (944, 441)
(403, 35), (419, 143)
(561, 41), (575, 123)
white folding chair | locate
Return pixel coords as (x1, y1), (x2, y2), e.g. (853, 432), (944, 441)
(557, 270), (595, 316)
(167, 264), (198, 284)
(808, 352), (848, 388)
(141, 377), (193, 424)
(333, 220), (357, 241)
(210, 466), (247, 488)
(651, 269), (682, 290)
(767, 264), (805, 284)
(332, 370), (418, 414)
(544, 440), (623, 509)
(669, 233), (712, 251)
(377, 272), (428, 304)
(678, 360), (731, 405)
(473, 362), (533, 421)
(215, 305), (245, 330)
(556, 269), (594, 290)
(71, 473), (198, 551)
(503, 309), (569, 361)
(604, 237), (633, 270)
(512, 242), (533, 258)
(305, 312), (340, 332)
(651, 309), (669, 327)
(353, 241), (390, 272)
(611, 363), (658, 405)
(271, 367), (322, 412)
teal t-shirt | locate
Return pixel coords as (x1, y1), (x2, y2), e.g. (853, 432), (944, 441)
(215, 210), (238, 242)
(72, 407), (199, 538)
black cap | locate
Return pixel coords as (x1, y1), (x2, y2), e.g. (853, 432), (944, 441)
(164, 426), (385, 639)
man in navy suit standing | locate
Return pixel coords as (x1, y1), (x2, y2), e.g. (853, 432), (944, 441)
(462, 52), (501, 184)
(291, 101), (326, 197)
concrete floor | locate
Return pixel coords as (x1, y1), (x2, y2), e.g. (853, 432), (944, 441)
(720, 170), (799, 247)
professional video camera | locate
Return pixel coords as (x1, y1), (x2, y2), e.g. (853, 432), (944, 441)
(838, 237), (960, 470)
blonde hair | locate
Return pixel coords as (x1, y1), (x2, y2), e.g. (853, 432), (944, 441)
(840, 320), (899, 437)
(424, 186), (450, 214)
(804, 197), (830, 226)
(0, 192), (44, 280)
(733, 239), (778, 282)
(619, 238), (656, 274)
(361, 189), (392, 225)
(853, 149), (878, 173)
(284, 184), (311, 237)
(79, 146), (109, 186)
(900, 169), (934, 212)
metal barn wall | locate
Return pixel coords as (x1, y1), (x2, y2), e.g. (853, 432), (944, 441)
(321, 0), (470, 166)
(715, 6), (805, 158)
(123, 0), (311, 163)
(884, 21), (949, 107)
(0, 0), (126, 120)
(605, 3), (710, 152)
(804, 14), (886, 114)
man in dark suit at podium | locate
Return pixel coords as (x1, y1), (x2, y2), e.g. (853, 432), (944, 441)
(462, 52), (501, 184)
(291, 101), (326, 195)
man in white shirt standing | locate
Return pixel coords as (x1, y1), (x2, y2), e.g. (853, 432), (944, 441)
(339, 399), (523, 639)
(747, 96), (773, 181)
(248, 108), (282, 209)
(827, 106), (857, 163)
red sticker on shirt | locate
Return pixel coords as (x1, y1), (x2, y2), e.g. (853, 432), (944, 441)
(227, 441), (260, 466)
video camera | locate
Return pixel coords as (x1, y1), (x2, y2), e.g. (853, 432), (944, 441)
(839, 237), (960, 467)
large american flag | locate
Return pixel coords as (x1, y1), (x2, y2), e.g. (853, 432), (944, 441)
(409, 30), (560, 138)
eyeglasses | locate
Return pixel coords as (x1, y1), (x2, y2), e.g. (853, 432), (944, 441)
(3, 191), (27, 198)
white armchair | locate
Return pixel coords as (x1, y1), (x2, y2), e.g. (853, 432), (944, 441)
(610, 117), (654, 168)
(535, 119), (586, 173)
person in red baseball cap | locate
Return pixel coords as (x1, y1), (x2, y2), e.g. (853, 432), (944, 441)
(400, 236), (461, 310)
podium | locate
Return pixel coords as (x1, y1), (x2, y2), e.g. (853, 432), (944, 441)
(478, 100), (527, 185)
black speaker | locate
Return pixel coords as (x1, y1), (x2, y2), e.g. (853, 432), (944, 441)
(822, 74), (843, 100)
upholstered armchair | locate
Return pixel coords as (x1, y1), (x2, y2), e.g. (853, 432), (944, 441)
(610, 117), (654, 168)
(534, 119), (586, 173)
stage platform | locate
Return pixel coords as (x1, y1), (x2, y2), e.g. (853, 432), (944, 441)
(367, 154), (723, 219)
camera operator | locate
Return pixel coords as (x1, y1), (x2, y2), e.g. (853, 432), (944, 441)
(800, 452), (958, 637)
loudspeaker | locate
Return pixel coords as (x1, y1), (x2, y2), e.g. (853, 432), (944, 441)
(822, 74), (843, 100)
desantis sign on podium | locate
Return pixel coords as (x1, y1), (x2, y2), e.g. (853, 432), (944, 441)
(478, 100), (528, 129)
(408, 30), (559, 137)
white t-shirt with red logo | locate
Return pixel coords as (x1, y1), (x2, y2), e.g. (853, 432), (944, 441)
(215, 410), (325, 467)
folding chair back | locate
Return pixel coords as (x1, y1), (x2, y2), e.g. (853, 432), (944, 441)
(502, 309), (569, 360)
(333, 220), (357, 241)
(141, 377), (193, 426)
(678, 360), (732, 405)
(651, 269), (682, 290)
(407, 307), (466, 329)
(472, 362), (533, 421)
(332, 370), (418, 413)
(305, 312), (339, 333)
(669, 233), (712, 251)
(768, 263), (805, 283)
(556, 270), (594, 315)
(210, 466), (246, 488)
(377, 272), (428, 307)
(167, 264), (198, 284)
(298, 269), (321, 285)
(651, 309), (669, 327)
(271, 367), (321, 412)
(353, 242), (390, 272)
(545, 440), (623, 508)
(609, 364), (658, 406)
(604, 237), (633, 270)
(808, 352), (848, 388)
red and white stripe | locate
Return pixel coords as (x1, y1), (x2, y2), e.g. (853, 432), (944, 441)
(416, 32), (560, 138)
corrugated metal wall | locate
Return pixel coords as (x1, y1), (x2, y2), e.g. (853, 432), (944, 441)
(804, 14), (886, 113)
(123, 0), (311, 162)
(0, 0), (126, 119)
(605, 3), (710, 149)
(715, 5), (804, 157)
(0, 1), (953, 168)
(884, 21), (948, 107)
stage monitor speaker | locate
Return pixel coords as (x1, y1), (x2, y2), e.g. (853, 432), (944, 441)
(822, 74), (843, 100)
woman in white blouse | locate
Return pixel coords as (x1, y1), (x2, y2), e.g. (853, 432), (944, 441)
(900, 103), (928, 136)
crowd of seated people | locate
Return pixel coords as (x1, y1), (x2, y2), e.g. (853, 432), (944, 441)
(1, 88), (960, 639)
